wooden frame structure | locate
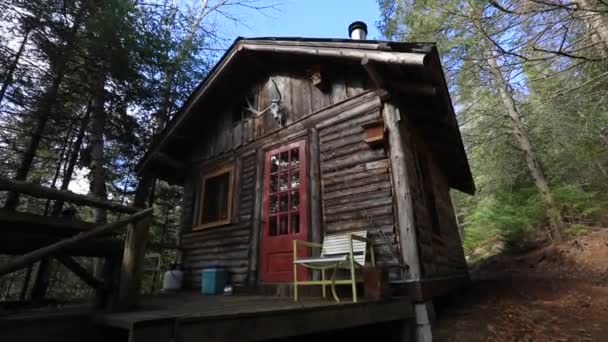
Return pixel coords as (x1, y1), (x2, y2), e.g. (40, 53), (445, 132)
(194, 163), (235, 230)
(0, 176), (154, 311)
(1, 36), (475, 342)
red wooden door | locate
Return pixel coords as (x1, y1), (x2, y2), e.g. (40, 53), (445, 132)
(260, 140), (308, 283)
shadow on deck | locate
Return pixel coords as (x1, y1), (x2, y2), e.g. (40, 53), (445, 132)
(1, 292), (414, 342)
(97, 292), (414, 342)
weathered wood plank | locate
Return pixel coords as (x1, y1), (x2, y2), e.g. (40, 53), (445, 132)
(324, 205), (393, 223)
(176, 297), (412, 342)
(315, 96), (381, 130)
(0, 208), (153, 277)
(323, 190), (392, 209)
(321, 160), (389, 179)
(291, 76), (312, 121)
(346, 72), (366, 97)
(310, 78), (331, 112)
(330, 73), (347, 105)
(233, 122), (243, 148)
(324, 196), (393, 216)
(383, 101), (421, 280)
(248, 149), (264, 286)
(326, 215), (394, 232)
(324, 172), (390, 192)
(181, 235), (252, 249)
(321, 149), (386, 173)
(318, 111), (381, 138)
(309, 128), (322, 246)
(322, 167), (388, 188)
(321, 142), (375, 162)
(191, 91), (378, 167)
(323, 181), (392, 201)
(0, 176), (138, 214)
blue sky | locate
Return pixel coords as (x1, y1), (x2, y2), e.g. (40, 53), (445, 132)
(217, 0), (383, 41)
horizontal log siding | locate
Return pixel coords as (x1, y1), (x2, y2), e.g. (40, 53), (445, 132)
(425, 150), (468, 277)
(179, 71), (372, 289)
(317, 102), (401, 271)
(402, 122), (467, 279)
(180, 153), (257, 288)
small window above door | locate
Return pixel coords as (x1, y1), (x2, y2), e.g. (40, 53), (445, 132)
(195, 164), (235, 230)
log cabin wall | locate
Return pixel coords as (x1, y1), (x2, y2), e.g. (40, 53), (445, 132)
(179, 152), (257, 289)
(400, 119), (467, 280)
(316, 100), (402, 280)
(178, 66), (376, 289)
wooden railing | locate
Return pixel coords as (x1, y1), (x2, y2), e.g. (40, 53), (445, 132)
(0, 176), (154, 311)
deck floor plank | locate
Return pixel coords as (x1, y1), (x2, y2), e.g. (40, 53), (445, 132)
(94, 292), (413, 342)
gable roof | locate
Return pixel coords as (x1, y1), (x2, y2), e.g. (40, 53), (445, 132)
(139, 37), (474, 195)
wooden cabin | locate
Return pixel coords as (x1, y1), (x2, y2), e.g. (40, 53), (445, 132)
(139, 35), (474, 303)
(0, 30), (474, 342)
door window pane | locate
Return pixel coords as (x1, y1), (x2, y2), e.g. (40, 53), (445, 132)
(270, 195), (278, 214)
(279, 193), (288, 212)
(269, 216), (277, 236)
(290, 148), (299, 169)
(270, 155), (279, 173)
(291, 170), (300, 189)
(280, 151), (289, 171)
(291, 190), (299, 211)
(280, 173), (289, 192)
(270, 174), (278, 193)
(291, 214), (300, 234)
(279, 215), (288, 235)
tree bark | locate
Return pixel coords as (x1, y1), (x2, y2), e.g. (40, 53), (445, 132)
(43, 124), (75, 215)
(90, 69), (108, 225)
(0, 26), (31, 105)
(574, 0), (608, 51)
(51, 104), (92, 216)
(485, 46), (563, 241)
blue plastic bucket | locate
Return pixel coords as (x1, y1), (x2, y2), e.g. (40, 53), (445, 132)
(201, 267), (228, 295)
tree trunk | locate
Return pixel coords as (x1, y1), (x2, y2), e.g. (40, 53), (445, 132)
(3, 8), (87, 210)
(52, 104), (92, 216)
(485, 46), (563, 241)
(0, 26), (31, 105)
(90, 70), (108, 225)
(574, 0), (608, 51)
(43, 124), (75, 215)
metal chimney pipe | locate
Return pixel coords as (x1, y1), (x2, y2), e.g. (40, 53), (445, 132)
(348, 21), (368, 40)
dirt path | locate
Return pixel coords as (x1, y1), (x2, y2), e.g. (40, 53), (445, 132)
(434, 277), (608, 341)
(434, 230), (608, 342)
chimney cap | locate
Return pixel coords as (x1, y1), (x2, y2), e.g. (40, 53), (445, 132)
(348, 21), (368, 39)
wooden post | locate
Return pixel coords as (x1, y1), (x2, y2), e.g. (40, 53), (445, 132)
(381, 101), (421, 280)
(309, 129), (323, 281)
(176, 176), (195, 265)
(115, 212), (153, 311)
(30, 259), (52, 302)
(248, 148), (264, 286)
(309, 128), (322, 245)
(114, 173), (156, 311)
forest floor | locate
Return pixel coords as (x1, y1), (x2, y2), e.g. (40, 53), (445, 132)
(434, 229), (608, 342)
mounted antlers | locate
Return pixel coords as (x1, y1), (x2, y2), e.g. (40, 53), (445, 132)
(241, 78), (285, 125)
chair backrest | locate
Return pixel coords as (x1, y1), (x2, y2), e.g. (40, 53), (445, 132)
(321, 230), (368, 266)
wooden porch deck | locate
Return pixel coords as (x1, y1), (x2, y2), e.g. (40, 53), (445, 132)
(95, 292), (414, 342)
